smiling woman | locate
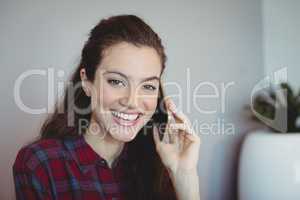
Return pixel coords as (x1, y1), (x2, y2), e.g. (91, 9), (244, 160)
(80, 42), (162, 143)
(12, 15), (200, 200)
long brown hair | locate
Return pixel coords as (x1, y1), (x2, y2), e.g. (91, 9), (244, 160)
(40, 15), (176, 199)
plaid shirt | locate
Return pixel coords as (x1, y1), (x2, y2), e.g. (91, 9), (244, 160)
(13, 135), (129, 200)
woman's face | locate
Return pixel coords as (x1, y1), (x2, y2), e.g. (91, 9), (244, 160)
(81, 42), (162, 142)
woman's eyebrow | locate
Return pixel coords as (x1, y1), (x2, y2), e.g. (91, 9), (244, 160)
(103, 70), (160, 82)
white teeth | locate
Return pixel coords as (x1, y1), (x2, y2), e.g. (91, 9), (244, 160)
(111, 111), (139, 121)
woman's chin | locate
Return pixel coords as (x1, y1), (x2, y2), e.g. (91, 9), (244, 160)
(109, 130), (138, 142)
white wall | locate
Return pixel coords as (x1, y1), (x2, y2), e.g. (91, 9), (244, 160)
(0, 0), (263, 199)
(263, 0), (300, 88)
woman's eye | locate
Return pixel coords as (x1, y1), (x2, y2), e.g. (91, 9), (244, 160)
(107, 79), (125, 87)
(143, 84), (157, 91)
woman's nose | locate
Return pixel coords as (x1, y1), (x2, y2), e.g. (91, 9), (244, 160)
(119, 87), (139, 109)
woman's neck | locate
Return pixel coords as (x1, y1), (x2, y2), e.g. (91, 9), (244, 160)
(83, 117), (124, 168)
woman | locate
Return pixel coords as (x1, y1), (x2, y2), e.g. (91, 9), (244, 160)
(13, 15), (201, 200)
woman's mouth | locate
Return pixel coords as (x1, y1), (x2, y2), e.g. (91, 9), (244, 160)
(111, 110), (141, 126)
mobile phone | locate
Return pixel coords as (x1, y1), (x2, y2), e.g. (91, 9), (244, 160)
(151, 85), (169, 141)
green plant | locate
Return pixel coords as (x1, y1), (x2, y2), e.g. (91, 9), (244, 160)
(250, 82), (300, 133)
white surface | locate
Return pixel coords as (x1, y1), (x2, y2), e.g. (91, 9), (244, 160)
(239, 131), (300, 200)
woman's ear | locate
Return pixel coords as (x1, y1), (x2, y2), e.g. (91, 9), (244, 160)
(80, 68), (92, 97)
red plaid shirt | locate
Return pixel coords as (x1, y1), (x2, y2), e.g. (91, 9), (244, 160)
(13, 135), (129, 200)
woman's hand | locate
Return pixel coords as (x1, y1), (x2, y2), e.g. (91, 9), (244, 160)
(153, 98), (201, 175)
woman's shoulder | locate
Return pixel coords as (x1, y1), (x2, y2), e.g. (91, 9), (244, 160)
(13, 138), (66, 172)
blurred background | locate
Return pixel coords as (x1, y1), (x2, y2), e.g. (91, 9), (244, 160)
(0, 0), (299, 199)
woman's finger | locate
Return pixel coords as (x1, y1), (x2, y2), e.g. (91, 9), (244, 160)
(162, 130), (170, 144)
(165, 98), (190, 125)
(169, 121), (200, 143)
(169, 123), (189, 133)
(166, 122), (178, 144)
(166, 110), (178, 144)
(164, 97), (201, 144)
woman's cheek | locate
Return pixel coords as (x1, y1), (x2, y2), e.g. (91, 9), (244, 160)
(143, 97), (158, 115)
(98, 87), (119, 108)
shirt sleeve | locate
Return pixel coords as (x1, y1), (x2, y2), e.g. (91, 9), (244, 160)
(13, 146), (50, 200)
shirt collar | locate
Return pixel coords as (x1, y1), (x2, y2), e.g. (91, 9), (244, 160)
(63, 135), (129, 173)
